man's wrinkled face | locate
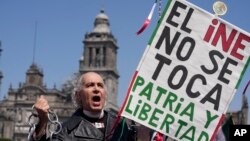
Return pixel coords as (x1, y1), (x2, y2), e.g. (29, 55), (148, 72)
(77, 72), (106, 113)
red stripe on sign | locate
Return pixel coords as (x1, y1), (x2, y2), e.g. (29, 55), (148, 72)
(211, 114), (226, 141)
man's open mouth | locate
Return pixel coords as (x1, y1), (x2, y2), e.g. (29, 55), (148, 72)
(92, 95), (101, 102)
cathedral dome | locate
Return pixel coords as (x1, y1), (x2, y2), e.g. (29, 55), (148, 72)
(95, 9), (109, 20)
(93, 9), (111, 34)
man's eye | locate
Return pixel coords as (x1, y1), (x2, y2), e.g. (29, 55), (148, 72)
(98, 83), (104, 88)
(86, 83), (94, 87)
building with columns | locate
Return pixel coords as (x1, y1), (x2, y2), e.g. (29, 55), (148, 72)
(0, 10), (119, 141)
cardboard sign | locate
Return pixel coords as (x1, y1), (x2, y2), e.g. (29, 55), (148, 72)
(120, 0), (250, 140)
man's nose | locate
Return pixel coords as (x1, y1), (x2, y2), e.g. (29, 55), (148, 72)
(93, 85), (99, 92)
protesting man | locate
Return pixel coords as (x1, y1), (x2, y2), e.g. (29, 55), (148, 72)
(31, 72), (136, 141)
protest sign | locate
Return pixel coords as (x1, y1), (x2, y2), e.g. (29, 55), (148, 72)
(120, 0), (250, 140)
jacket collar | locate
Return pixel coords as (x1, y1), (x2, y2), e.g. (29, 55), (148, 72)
(65, 109), (119, 140)
(66, 108), (84, 131)
(66, 108), (104, 140)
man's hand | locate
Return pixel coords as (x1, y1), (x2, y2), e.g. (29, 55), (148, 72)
(34, 95), (49, 122)
(33, 95), (50, 139)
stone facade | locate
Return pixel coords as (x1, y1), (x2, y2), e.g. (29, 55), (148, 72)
(0, 63), (75, 140)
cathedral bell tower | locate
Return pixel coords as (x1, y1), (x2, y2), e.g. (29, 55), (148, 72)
(79, 10), (119, 111)
(25, 63), (44, 87)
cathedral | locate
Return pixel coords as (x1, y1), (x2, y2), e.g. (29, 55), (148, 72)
(0, 10), (119, 141)
(0, 9), (248, 141)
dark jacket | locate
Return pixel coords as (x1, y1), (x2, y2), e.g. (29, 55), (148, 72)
(40, 109), (136, 141)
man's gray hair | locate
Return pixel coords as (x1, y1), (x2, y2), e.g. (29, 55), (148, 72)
(71, 74), (84, 109)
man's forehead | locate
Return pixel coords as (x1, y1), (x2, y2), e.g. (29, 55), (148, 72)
(82, 73), (104, 83)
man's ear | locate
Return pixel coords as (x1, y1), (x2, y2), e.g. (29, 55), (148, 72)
(75, 91), (79, 99)
(75, 91), (82, 105)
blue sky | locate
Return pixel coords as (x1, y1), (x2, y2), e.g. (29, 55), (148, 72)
(0, 0), (249, 122)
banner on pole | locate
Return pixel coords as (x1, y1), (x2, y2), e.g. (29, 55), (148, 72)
(120, 0), (250, 141)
